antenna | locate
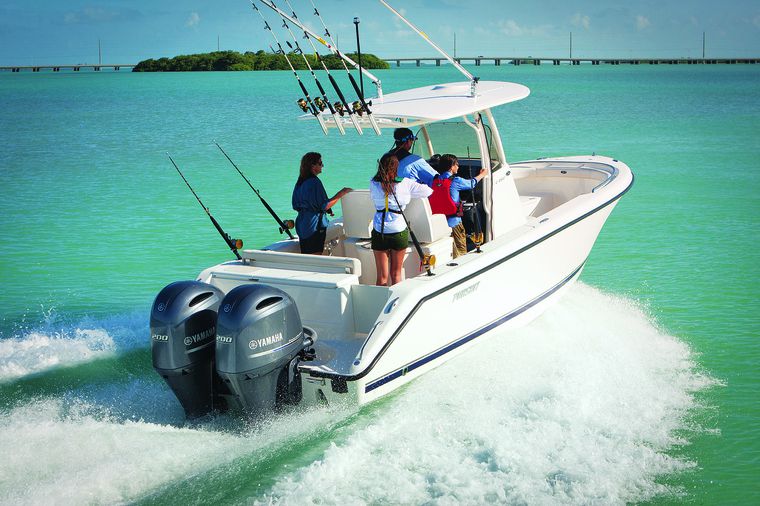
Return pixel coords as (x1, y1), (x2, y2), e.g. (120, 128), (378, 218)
(260, 0), (383, 99)
(377, 0), (479, 96)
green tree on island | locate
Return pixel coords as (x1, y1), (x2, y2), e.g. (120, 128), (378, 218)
(133, 50), (389, 72)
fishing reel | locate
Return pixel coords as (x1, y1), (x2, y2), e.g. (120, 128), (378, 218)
(469, 232), (484, 253)
(333, 101), (345, 116)
(279, 219), (295, 235)
(297, 98), (310, 113)
(421, 253), (436, 276)
(227, 236), (244, 250)
(313, 97), (327, 112)
(351, 99), (372, 116)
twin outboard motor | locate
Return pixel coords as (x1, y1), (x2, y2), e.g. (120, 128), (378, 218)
(150, 281), (225, 418)
(216, 284), (311, 416)
(151, 281), (313, 419)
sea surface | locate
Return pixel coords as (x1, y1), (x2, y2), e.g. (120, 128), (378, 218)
(0, 64), (758, 505)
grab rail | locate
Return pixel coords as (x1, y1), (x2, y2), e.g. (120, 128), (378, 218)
(586, 165), (619, 193)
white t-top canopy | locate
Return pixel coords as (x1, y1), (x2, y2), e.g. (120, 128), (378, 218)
(303, 80), (531, 129)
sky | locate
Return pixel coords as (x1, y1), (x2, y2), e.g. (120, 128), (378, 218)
(1, 0), (759, 65)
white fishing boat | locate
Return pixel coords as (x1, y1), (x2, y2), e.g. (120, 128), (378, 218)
(150, 1), (634, 418)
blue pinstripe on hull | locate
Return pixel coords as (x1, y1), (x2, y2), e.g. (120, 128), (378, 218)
(365, 262), (585, 393)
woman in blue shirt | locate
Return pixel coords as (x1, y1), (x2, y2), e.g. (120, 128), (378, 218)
(436, 154), (487, 258)
(292, 152), (352, 254)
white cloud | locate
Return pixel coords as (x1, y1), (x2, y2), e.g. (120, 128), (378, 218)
(636, 15), (650, 30)
(186, 12), (200, 28)
(495, 19), (550, 37)
(571, 13), (590, 30)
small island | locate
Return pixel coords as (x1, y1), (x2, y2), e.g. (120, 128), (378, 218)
(132, 50), (389, 72)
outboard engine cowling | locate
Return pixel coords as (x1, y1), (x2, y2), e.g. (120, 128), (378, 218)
(215, 284), (310, 415)
(151, 280), (225, 418)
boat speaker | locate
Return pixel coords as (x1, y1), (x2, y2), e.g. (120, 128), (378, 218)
(150, 280), (225, 418)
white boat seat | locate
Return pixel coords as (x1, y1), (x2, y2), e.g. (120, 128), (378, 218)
(341, 189), (375, 239)
(341, 189), (453, 284)
(404, 197), (451, 243)
(341, 189), (451, 243)
(241, 249), (361, 276)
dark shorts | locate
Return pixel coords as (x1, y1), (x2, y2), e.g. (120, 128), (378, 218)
(299, 229), (326, 254)
(371, 228), (409, 251)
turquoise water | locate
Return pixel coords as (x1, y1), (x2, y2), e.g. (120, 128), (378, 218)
(0, 65), (758, 504)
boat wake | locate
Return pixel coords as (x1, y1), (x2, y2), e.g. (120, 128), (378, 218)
(0, 310), (146, 383)
(0, 283), (718, 504)
(254, 283), (718, 505)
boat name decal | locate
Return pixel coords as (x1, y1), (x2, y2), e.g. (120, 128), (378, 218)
(183, 326), (215, 346)
(249, 332), (283, 350)
(217, 335), (233, 344)
(453, 282), (480, 301)
(151, 334), (169, 342)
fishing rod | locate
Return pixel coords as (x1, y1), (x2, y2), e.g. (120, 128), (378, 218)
(249, 0), (329, 136)
(302, 0), (383, 99)
(306, 0), (381, 135)
(167, 153), (243, 260)
(389, 188), (435, 276)
(282, 0), (364, 135)
(259, 0), (382, 135)
(466, 146), (484, 253)
(272, 0), (345, 136)
(213, 141), (295, 240)
(378, 0), (479, 97)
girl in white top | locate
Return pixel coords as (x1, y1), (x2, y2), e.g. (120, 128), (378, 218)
(369, 153), (433, 286)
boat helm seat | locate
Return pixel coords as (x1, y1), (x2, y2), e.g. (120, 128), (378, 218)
(341, 189), (451, 242)
(341, 190), (375, 239)
(404, 197), (451, 243)
(341, 190), (453, 284)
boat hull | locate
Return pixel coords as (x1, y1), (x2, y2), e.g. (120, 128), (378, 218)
(301, 194), (622, 406)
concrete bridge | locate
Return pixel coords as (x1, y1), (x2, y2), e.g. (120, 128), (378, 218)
(384, 57), (759, 67)
(1, 64), (135, 72)
(3, 58), (758, 73)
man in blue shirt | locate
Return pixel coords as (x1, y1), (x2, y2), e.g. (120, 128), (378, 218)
(436, 153), (487, 258)
(390, 127), (438, 187)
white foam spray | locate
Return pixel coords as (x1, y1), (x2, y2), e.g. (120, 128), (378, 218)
(0, 284), (718, 504)
(253, 283), (717, 504)
(0, 394), (356, 505)
(0, 310), (146, 382)
(0, 329), (114, 382)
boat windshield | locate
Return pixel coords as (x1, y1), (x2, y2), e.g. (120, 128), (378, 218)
(412, 121), (497, 164)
